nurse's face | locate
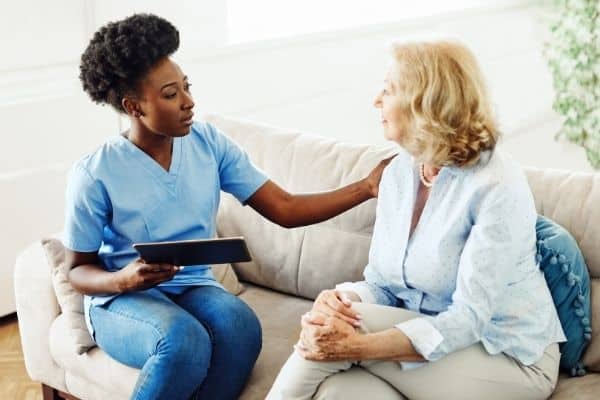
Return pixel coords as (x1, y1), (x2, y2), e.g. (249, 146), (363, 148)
(131, 57), (195, 137)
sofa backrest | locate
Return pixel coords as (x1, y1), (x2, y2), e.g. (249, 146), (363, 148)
(210, 114), (394, 299)
(208, 113), (599, 370)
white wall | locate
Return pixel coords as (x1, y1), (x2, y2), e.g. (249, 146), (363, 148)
(177, 2), (591, 170)
(0, 1), (594, 316)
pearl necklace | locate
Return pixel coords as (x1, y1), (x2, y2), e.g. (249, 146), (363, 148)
(419, 163), (434, 188)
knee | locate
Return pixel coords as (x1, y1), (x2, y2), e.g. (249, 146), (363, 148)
(214, 297), (262, 354)
(158, 314), (212, 370)
(236, 300), (262, 350)
(234, 305), (262, 365)
(314, 381), (344, 400)
(314, 373), (360, 400)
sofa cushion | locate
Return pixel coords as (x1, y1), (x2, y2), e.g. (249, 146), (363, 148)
(550, 373), (600, 400)
(536, 216), (591, 375)
(42, 237), (245, 355)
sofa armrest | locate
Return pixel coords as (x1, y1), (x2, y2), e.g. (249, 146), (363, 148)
(14, 240), (67, 391)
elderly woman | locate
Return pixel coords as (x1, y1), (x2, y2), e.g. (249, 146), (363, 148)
(267, 40), (565, 400)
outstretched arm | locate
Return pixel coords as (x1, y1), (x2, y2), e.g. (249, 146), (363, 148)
(246, 155), (394, 228)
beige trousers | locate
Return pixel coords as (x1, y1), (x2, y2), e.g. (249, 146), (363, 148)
(267, 302), (560, 400)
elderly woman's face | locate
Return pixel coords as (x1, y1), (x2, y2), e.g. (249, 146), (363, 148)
(373, 65), (411, 144)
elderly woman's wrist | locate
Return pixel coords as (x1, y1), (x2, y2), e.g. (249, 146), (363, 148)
(359, 329), (424, 361)
(352, 333), (372, 359)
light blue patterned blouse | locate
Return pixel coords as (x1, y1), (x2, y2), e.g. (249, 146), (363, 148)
(338, 148), (565, 365)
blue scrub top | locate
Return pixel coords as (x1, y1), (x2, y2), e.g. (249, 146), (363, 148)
(62, 121), (268, 336)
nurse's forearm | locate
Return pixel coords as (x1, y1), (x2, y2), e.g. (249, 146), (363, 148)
(247, 179), (373, 228)
(68, 264), (123, 296)
(283, 179), (373, 227)
(247, 179), (374, 228)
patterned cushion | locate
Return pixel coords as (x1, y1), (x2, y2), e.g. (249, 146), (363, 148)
(536, 215), (592, 376)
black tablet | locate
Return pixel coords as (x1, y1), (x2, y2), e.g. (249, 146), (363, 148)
(132, 237), (251, 266)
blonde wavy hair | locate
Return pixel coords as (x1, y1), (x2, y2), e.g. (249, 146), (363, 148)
(390, 40), (498, 167)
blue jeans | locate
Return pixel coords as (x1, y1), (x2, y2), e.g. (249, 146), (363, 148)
(89, 285), (262, 400)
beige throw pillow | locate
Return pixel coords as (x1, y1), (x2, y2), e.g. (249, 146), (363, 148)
(41, 238), (245, 355)
(42, 238), (95, 354)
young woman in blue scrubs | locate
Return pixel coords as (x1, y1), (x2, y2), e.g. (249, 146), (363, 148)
(63, 14), (391, 400)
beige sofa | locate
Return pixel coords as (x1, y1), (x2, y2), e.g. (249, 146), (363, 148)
(15, 114), (600, 399)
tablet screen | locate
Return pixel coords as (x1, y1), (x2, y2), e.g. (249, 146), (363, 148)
(132, 237), (251, 266)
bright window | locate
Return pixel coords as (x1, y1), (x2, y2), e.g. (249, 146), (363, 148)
(227, 0), (505, 43)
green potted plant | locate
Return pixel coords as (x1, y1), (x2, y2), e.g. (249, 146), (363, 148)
(545, 0), (599, 169)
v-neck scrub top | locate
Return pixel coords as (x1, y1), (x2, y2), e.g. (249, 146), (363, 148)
(62, 121), (269, 337)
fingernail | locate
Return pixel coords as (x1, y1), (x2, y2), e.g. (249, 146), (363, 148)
(356, 314), (363, 319)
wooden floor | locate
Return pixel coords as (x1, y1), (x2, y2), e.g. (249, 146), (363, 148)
(0, 313), (42, 400)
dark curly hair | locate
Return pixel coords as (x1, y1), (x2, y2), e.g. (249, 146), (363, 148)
(79, 13), (179, 113)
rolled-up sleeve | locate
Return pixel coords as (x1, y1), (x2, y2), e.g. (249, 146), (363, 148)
(396, 184), (523, 361)
(335, 281), (378, 304)
(208, 123), (269, 204)
(62, 164), (110, 252)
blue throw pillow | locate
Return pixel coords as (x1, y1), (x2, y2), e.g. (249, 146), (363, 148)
(536, 215), (591, 376)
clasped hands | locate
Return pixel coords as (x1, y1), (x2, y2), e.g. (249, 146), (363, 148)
(295, 289), (366, 361)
